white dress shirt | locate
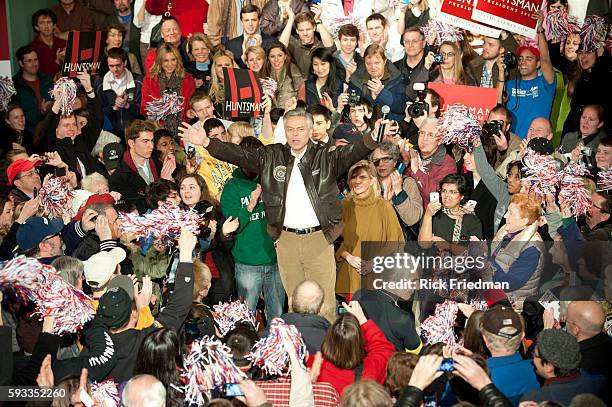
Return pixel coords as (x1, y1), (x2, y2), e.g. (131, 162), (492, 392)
(283, 149), (321, 229)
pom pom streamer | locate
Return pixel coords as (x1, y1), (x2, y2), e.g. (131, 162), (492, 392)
(260, 77), (278, 99)
(521, 149), (560, 198)
(420, 20), (463, 46)
(0, 77), (16, 111)
(39, 176), (75, 218)
(558, 163), (591, 217)
(213, 300), (257, 336)
(180, 337), (247, 406)
(248, 318), (308, 377)
(145, 92), (184, 120)
(597, 169), (612, 192)
(32, 270), (94, 334)
(580, 15), (607, 52)
(50, 77), (78, 115)
(437, 104), (481, 149)
(91, 380), (120, 407)
(0, 256), (93, 334)
(116, 202), (203, 243)
(421, 300), (459, 346)
(544, 9), (579, 40)
(327, 15), (364, 39)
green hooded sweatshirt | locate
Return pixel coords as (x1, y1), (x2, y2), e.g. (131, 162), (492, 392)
(220, 168), (276, 265)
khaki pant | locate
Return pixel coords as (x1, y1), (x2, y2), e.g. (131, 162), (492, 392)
(276, 230), (337, 322)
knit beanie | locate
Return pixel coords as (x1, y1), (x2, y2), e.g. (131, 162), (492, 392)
(536, 329), (581, 370)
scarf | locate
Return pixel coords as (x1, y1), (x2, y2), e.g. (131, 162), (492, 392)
(442, 208), (463, 243)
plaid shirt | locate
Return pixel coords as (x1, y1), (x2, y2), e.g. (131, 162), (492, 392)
(256, 378), (340, 406)
(480, 64), (493, 88)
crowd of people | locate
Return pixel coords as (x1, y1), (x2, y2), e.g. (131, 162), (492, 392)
(1, 0), (611, 406)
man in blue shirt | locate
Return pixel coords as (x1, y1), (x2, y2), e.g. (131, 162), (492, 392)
(482, 306), (540, 405)
(496, 14), (556, 139)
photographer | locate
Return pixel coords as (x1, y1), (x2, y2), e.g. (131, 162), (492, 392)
(469, 33), (518, 88)
(481, 105), (522, 172)
(333, 96), (374, 145)
(394, 28), (437, 101)
(560, 104), (606, 165)
(404, 86), (441, 148)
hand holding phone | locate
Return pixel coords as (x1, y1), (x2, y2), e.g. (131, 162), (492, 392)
(429, 192), (439, 204)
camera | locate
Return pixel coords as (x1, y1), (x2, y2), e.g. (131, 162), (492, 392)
(186, 146), (196, 160)
(581, 145), (595, 168)
(503, 51), (518, 71)
(438, 358), (454, 372)
(482, 120), (503, 136)
(433, 54), (444, 64)
(348, 89), (361, 106)
(407, 83), (429, 118)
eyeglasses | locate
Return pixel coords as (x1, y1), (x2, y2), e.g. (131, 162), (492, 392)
(441, 52), (455, 58)
(419, 131), (438, 140)
(372, 157), (394, 166)
(440, 189), (460, 195)
(16, 169), (39, 180)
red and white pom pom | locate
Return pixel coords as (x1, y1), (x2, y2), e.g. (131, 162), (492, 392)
(248, 318), (308, 377)
(0, 77), (16, 111)
(421, 300), (459, 346)
(469, 300), (489, 311)
(117, 201), (203, 243)
(544, 8), (579, 40)
(180, 337), (247, 406)
(32, 270), (94, 335)
(91, 380), (120, 407)
(420, 20), (463, 46)
(437, 104), (481, 149)
(260, 77), (278, 99)
(39, 176), (75, 218)
(580, 15), (607, 52)
(0, 256), (47, 301)
(558, 163), (592, 217)
(145, 92), (184, 120)
(213, 300), (256, 336)
(597, 169), (612, 192)
(521, 149), (561, 198)
(327, 15), (364, 39)
(50, 77), (78, 115)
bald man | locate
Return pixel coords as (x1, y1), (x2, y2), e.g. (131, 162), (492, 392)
(270, 280), (329, 354)
(526, 118), (553, 141)
(566, 301), (611, 385)
(122, 374), (166, 407)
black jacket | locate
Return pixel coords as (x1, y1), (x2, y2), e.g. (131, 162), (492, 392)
(106, 262), (194, 382)
(395, 383), (512, 407)
(267, 312), (330, 354)
(40, 94), (105, 176)
(579, 331), (612, 384)
(225, 33), (276, 69)
(352, 289), (420, 352)
(108, 150), (163, 214)
(206, 134), (377, 243)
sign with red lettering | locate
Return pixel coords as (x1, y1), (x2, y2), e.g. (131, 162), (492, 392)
(438, 0), (501, 38)
(428, 82), (498, 122)
(223, 68), (264, 119)
(62, 31), (105, 77)
(471, 0), (545, 38)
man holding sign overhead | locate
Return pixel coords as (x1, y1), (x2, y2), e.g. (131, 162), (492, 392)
(179, 109), (380, 322)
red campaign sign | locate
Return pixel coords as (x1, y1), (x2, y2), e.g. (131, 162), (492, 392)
(428, 82), (498, 122)
(471, 0), (545, 38)
(438, 0), (501, 38)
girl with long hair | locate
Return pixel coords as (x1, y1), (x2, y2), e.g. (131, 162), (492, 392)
(261, 41), (304, 108)
(304, 47), (346, 109)
(141, 43), (196, 134)
(208, 50), (238, 115)
(433, 41), (477, 86)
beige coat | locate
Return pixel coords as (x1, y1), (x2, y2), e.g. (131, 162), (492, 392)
(206, 0), (268, 46)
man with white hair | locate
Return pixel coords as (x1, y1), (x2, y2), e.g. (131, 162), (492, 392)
(122, 374), (166, 407)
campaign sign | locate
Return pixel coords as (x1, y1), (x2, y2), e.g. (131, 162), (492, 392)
(438, 0), (502, 38)
(62, 31), (105, 77)
(223, 68), (264, 120)
(471, 0), (545, 38)
(428, 82), (498, 122)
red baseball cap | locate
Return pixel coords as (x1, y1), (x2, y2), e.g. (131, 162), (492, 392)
(516, 45), (540, 61)
(75, 193), (117, 221)
(6, 159), (40, 185)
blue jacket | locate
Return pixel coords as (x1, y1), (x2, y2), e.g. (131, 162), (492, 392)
(94, 70), (143, 138)
(520, 371), (607, 405)
(487, 352), (540, 406)
(349, 62), (407, 121)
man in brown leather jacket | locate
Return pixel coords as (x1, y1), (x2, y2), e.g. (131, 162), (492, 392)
(180, 108), (378, 321)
